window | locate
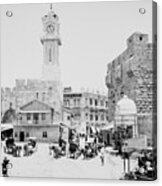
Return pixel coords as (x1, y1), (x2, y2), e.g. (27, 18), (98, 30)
(85, 98), (88, 106)
(106, 101), (108, 108)
(101, 115), (104, 121)
(90, 114), (93, 121)
(74, 99), (76, 106)
(66, 100), (70, 107)
(75, 113), (80, 119)
(89, 98), (93, 105)
(26, 132), (29, 138)
(41, 113), (46, 120)
(100, 100), (104, 106)
(67, 116), (71, 120)
(95, 100), (98, 106)
(33, 113), (39, 124)
(95, 115), (98, 121)
(15, 132), (18, 138)
(27, 113), (31, 121)
(77, 99), (80, 106)
(85, 113), (88, 120)
(43, 131), (47, 138)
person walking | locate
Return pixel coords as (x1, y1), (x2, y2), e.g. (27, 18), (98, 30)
(2, 157), (12, 177)
(99, 145), (105, 166)
(79, 134), (85, 159)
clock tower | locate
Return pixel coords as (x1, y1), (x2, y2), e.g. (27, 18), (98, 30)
(40, 5), (63, 122)
(41, 5), (61, 81)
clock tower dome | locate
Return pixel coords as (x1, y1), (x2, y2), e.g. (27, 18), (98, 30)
(41, 5), (61, 81)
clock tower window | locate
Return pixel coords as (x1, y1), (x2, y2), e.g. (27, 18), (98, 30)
(49, 48), (52, 63)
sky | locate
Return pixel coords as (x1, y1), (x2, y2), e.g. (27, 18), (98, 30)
(0, 1), (152, 93)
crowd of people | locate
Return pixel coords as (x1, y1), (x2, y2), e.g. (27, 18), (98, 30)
(1, 129), (156, 180)
(48, 129), (107, 166)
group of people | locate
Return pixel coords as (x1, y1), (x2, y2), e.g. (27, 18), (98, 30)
(2, 137), (21, 157)
(2, 136), (37, 158)
(122, 149), (157, 180)
(133, 150), (156, 180)
(48, 131), (107, 166)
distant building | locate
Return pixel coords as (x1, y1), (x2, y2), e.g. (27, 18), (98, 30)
(2, 103), (16, 124)
(63, 87), (109, 135)
(1, 87), (16, 118)
(105, 32), (156, 145)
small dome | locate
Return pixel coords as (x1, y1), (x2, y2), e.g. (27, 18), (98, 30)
(115, 95), (137, 115)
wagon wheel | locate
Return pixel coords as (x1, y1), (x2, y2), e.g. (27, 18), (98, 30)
(7, 163), (13, 169)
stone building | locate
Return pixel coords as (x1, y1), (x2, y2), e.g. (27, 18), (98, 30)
(105, 32), (156, 145)
(63, 87), (109, 135)
(14, 99), (59, 142)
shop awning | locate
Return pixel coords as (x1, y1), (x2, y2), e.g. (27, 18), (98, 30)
(1, 124), (13, 132)
(91, 126), (96, 133)
(100, 122), (114, 131)
(101, 124), (114, 130)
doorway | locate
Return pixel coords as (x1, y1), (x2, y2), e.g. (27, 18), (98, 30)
(33, 113), (39, 124)
(19, 131), (25, 142)
(107, 133), (110, 146)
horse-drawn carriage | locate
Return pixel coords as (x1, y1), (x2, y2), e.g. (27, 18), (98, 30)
(23, 137), (37, 156)
(83, 143), (98, 159)
(68, 140), (98, 159)
(120, 147), (156, 180)
(49, 139), (67, 159)
(68, 141), (80, 159)
(3, 137), (22, 157)
(4, 137), (15, 154)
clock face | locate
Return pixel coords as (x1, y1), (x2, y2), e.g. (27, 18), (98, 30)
(47, 24), (55, 33)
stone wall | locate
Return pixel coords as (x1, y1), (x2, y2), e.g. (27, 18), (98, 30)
(105, 32), (156, 144)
